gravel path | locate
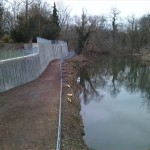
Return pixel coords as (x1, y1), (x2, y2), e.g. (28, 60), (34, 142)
(0, 60), (61, 150)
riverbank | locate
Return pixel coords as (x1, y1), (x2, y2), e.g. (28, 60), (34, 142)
(61, 55), (90, 150)
(61, 51), (116, 149)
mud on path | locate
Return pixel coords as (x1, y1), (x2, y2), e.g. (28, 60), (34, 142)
(0, 60), (61, 150)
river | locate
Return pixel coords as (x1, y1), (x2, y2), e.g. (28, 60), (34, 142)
(80, 55), (150, 150)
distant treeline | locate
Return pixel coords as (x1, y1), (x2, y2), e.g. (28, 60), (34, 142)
(0, 1), (150, 54)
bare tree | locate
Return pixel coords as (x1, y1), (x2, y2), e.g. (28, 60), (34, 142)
(56, 1), (71, 41)
(75, 10), (97, 54)
(28, 1), (51, 36)
(139, 14), (150, 48)
(110, 7), (120, 50)
(4, 0), (21, 29)
(127, 15), (139, 51)
(110, 8), (120, 32)
(127, 15), (137, 31)
(23, 0), (35, 21)
(90, 15), (113, 52)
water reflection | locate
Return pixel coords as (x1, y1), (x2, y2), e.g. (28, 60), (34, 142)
(80, 68), (102, 105)
(80, 55), (150, 150)
(80, 56), (150, 109)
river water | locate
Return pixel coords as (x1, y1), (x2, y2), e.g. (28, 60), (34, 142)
(80, 55), (150, 150)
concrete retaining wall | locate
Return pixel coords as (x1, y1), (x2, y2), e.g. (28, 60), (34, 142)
(0, 39), (68, 92)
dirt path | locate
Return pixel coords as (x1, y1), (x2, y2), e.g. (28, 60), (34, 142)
(0, 60), (61, 150)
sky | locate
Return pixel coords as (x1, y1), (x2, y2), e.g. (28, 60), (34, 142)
(48, 0), (150, 18)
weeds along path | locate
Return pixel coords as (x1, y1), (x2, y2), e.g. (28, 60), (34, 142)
(0, 59), (61, 150)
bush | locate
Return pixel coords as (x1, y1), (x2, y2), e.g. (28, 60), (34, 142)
(10, 24), (31, 43)
(1, 35), (12, 43)
(10, 16), (32, 43)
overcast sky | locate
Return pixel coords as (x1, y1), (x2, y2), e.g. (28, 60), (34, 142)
(48, 0), (150, 18)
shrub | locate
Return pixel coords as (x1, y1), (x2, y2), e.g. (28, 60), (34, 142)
(1, 35), (12, 43)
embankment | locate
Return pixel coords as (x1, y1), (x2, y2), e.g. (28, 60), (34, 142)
(61, 55), (90, 150)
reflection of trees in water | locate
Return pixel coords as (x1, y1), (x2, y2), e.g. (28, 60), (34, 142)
(80, 55), (150, 109)
(80, 68), (103, 105)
